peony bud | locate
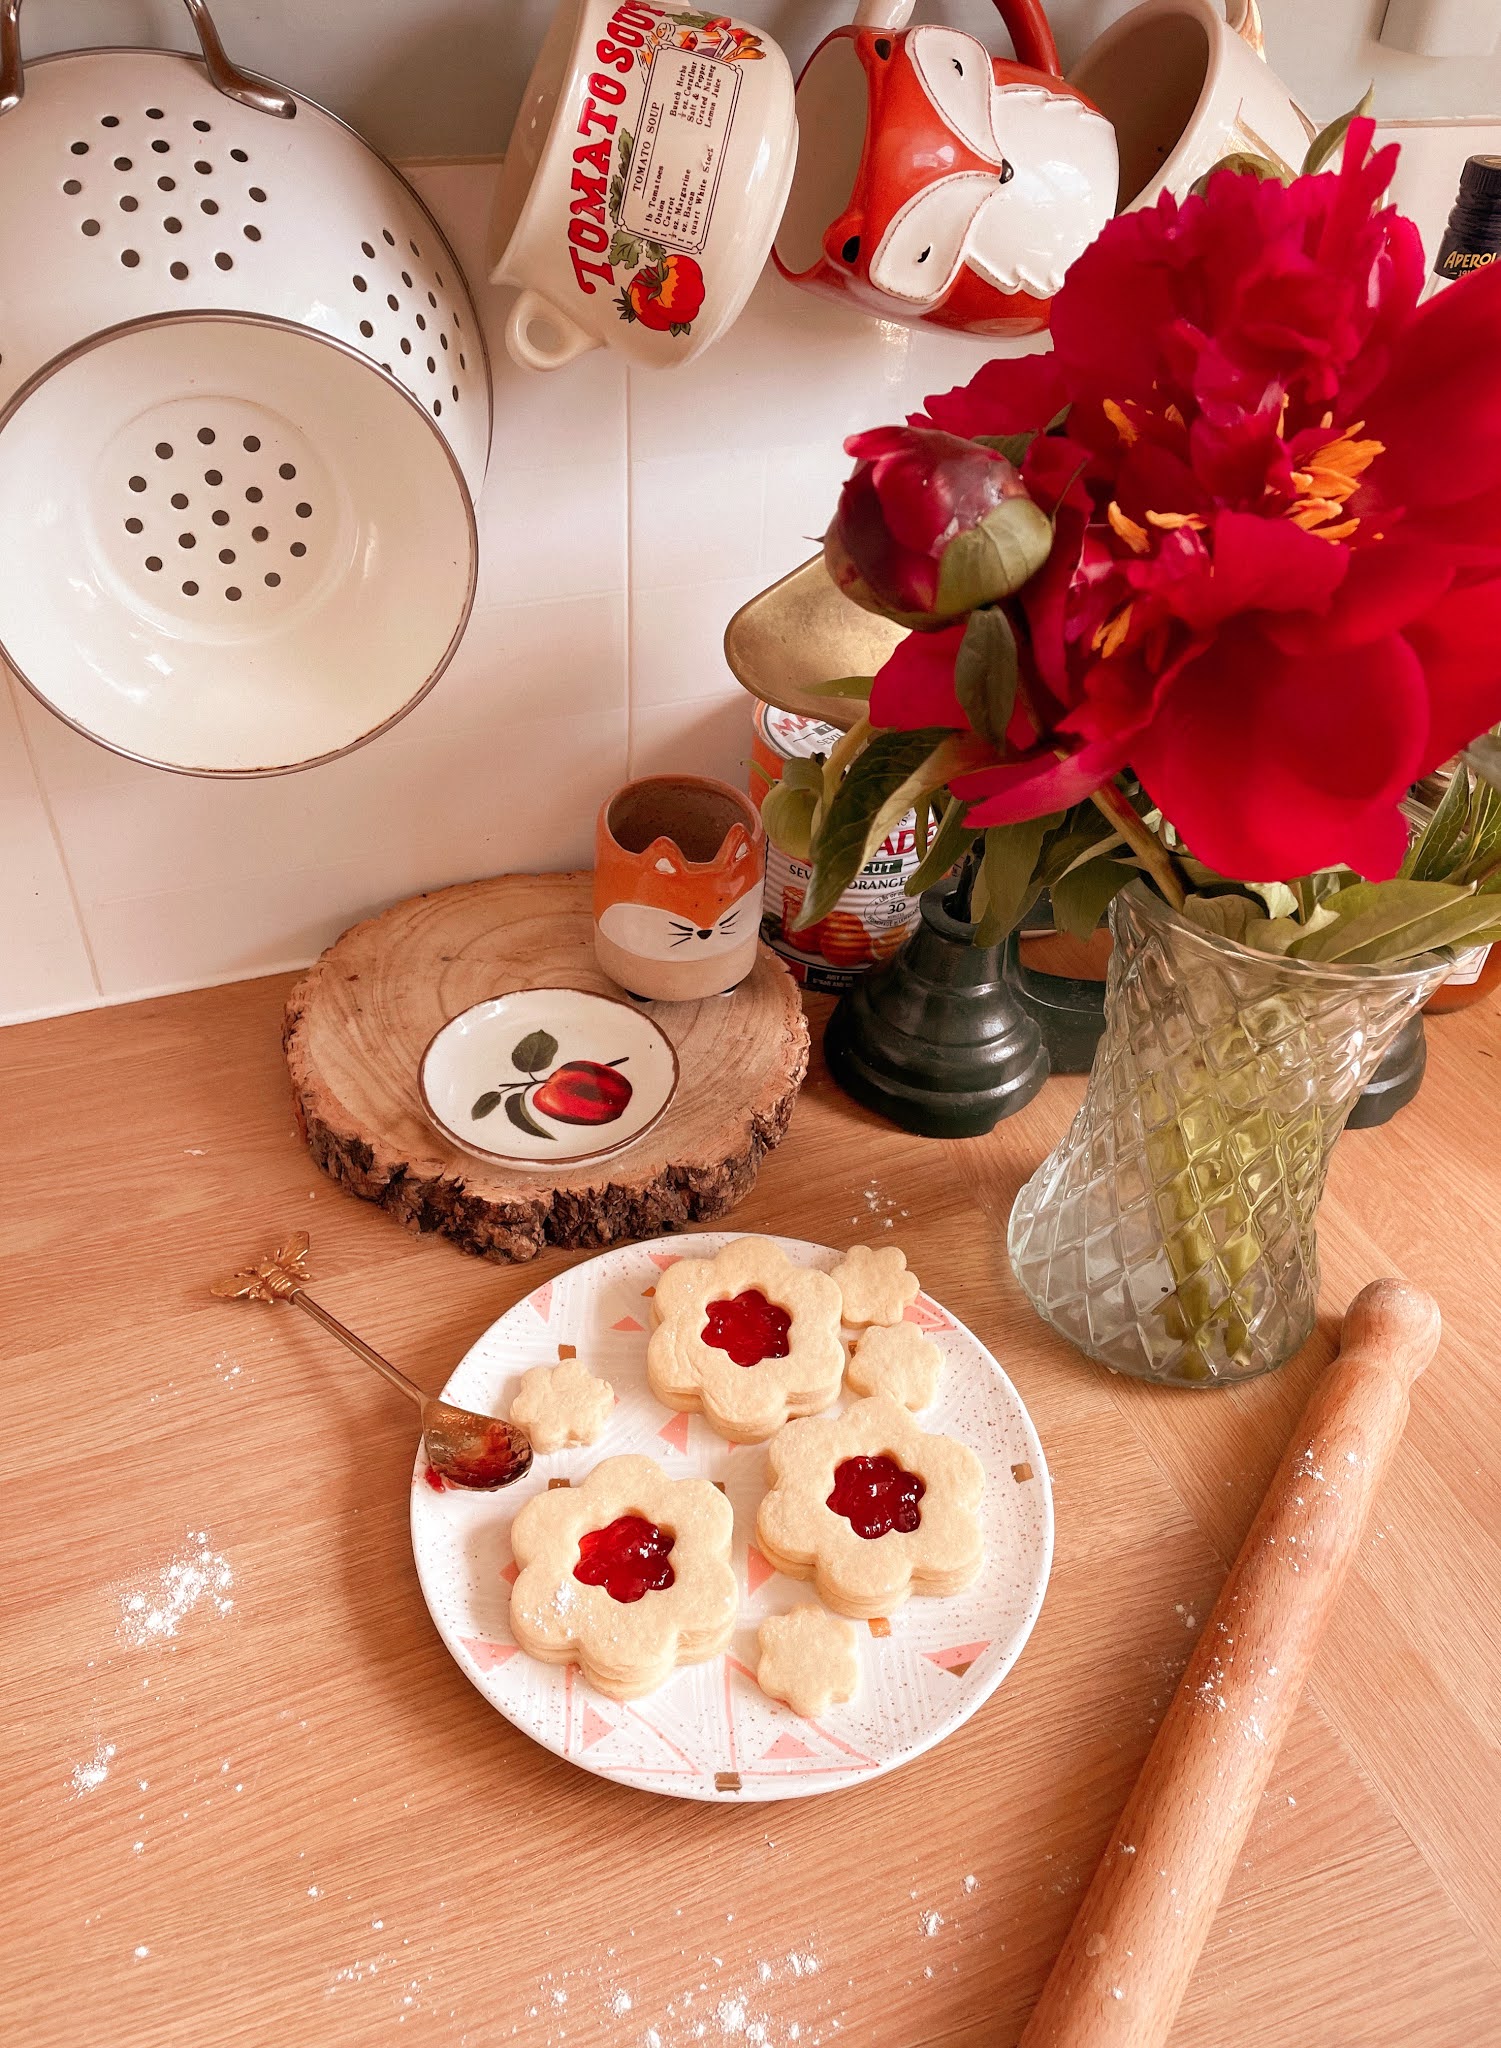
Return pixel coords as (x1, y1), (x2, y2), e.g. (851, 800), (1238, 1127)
(824, 425), (1053, 630)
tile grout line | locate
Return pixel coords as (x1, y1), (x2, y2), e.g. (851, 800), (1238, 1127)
(3, 664), (106, 1001)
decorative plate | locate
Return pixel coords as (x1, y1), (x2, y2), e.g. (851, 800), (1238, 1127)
(419, 988), (679, 1170)
(410, 1233), (1053, 1801)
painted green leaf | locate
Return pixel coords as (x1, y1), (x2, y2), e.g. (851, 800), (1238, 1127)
(953, 607), (1018, 749)
(505, 1091), (556, 1141)
(512, 1030), (559, 1074)
(796, 728), (965, 931)
(608, 231), (642, 269)
(471, 1089), (503, 1120)
(1302, 84), (1375, 178)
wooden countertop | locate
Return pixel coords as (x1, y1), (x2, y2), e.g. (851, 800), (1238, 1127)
(5, 974), (1499, 2047)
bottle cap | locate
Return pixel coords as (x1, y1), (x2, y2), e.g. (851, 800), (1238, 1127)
(1457, 155), (1501, 207)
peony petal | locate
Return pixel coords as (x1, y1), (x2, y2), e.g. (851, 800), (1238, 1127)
(869, 624), (968, 731)
(1364, 259), (1501, 508)
(951, 733), (1129, 825)
(915, 353), (1068, 439)
(1129, 624), (1426, 879)
(1261, 539), (1454, 654)
(1402, 577), (1501, 770)
(1154, 510), (1347, 633)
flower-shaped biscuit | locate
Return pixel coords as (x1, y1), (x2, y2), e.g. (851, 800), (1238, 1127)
(647, 1237), (845, 1444)
(844, 1322), (942, 1412)
(755, 1397), (984, 1620)
(509, 1357), (614, 1453)
(756, 1604), (860, 1718)
(830, 1245), (921, 1327)
(509, 1455), (736, 1698)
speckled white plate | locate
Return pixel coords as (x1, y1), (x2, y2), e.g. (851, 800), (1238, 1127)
(410, 1233), (1052, 1802)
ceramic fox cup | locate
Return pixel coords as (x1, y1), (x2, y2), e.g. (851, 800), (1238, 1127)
(1068, 0), (1310, 211)
(772, 0), (1117, 337)
(488, 0), (797, 371)
(594, 775), (766, 1001)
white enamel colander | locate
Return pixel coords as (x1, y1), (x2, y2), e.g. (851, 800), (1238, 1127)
(0, 0), (492, 773)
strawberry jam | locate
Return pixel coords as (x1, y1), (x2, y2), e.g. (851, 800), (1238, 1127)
(702, 1291), (792, 1367)
(827, 1455), (926, 1539)
(573, 1515), (676, 1603)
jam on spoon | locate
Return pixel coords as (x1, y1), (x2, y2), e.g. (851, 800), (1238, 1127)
(573, 1514), (676, 1602)
(827, 1454), (926, 1539)
(703, 1290), (792, 1367)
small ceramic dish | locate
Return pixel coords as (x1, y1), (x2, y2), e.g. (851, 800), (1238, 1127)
(419, 987), (679, 1171)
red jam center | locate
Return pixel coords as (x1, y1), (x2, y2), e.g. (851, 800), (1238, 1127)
(702, 1290), (792, 1367)
(573, 1514), (676, 1603)
(827, 1455), (926, 1539)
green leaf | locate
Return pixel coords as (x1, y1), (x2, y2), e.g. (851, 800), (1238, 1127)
(1465, 733), (1501, 793)
(971, 818), (1050, 945)
(1179, 893), (1270, 947)
(1302, 84), (1375, 178)
(471, 1089), (503, 1120)
(973, 431), (1036, 465)
(952, 608), (1018, 749)
(761, 779), (818, 860)
(505, 1092), (555, 1141)
(608, 231), (642, 269)
(797, 728), (967, 930)
(905, 802), (975, 896)
(1190, 151), (1293, 197)
(1288, 879), (1499, 965)
(1036, 810), (1123, 889)
(512, 1029), (559, 1074)
(799, 674), (875, 701)
(933, 497), (1054, 616)
(1051, 855), (1134, 940)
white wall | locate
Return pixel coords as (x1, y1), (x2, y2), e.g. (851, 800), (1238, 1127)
(1, 12), (1496, 1023)
(19, 1), (1501, 157)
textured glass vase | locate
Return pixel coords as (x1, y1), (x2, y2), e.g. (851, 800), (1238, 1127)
(1008, 886), (1449, 1386)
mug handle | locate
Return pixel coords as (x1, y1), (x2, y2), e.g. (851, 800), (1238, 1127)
(1224, 0), (1267, 55)
(852, 0), (1060, 77)
(505, 290), (601, 373)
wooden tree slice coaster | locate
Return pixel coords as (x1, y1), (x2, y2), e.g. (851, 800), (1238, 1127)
(283, 872), (809, 1262)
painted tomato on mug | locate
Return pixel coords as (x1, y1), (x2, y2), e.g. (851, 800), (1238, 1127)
(472, 1030), (633, 1142)
(616, 251), (707, 336)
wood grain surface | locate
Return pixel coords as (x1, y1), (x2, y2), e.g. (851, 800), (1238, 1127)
(2, 976), (1499, 2048)
(283, 873), (808, 1261)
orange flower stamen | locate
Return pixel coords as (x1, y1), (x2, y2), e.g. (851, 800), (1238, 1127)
(1108, 500), (1151, 554)
(1283, 424), (1384, 542)
(1103, 399), (1138, 447)
(1145, 510), (1206, 531)
(1092, 603), (1135, 658)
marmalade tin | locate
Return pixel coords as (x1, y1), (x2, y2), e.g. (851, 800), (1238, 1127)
(749, 701), (922, 991)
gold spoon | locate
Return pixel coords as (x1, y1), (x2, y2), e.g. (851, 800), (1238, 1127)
(212, 1232), (533, 1490)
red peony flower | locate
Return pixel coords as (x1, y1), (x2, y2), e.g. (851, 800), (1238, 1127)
(872, 122), (1501, 882)
(825, 425), (1045, 628)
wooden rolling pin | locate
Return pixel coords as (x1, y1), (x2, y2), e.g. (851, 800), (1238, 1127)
(1020, 1278), (1441, 2048)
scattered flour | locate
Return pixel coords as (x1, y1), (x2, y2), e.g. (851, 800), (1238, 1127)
(611, 1989), (634, 2017)
(118, 1536), (234, 1646)
(134, 1946), (150, 1960)
(919, 1911), (944, 1938)
(961, 1875), (978, 1895)
(70, 1740), (116, 1796)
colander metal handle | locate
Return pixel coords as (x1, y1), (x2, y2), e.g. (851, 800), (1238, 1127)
(0, 0), (298, 120)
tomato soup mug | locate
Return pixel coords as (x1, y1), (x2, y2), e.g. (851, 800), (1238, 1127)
(594, 775), (766, 1002)
(772, 0), (1117, 338)
(489, 0), (796, 371)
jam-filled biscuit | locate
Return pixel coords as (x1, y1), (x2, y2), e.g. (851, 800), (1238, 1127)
(830, 1245), (921, 1327)
(755, 1397), (983, 1620)
(508, 1455), (736, 1698)
(647, 1237), (845, 1444)
(844, 1322), (942, 1412)
(509, 1357), (614, 1453)
(755, 1604), (860, 1718)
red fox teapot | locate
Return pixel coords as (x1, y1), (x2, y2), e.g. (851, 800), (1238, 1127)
(773, 0), (1116, 337)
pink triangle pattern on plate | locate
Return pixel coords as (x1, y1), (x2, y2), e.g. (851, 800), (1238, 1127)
(762, 1732), (818, 1761)
(581, 1704), (614, 1750)
(528, 1281), (554, 1323)
(904, 1293), (955, 1332)
(657, 1411), (691, 1454)
(925, 1640), (991, 1677)
(745, 1545), (776, 1595)
(612, 1314), (645, 1333)
(461, 1638), (517, 1673)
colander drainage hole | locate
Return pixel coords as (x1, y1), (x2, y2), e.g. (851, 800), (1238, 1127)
(171, 493), (189, 510)
(265, 572), (281, 588)
(155, 442), (172, 460)
(194, 119), (212, 134)
(230, 148), (249, 164)
(101, 115), (119, 128)
(128, 475), (147, 493)
(205, 468), (222, 484)
(82, 219), (100, 236)
(170, 262), (189, 280)
(290, 542), (307, 558)
(146, 556), (162, 571)
(113, 155), (132, 171)
(63, 178), (82, 194)
(179, 533), (196, 550)
(243, 435), (261, 452)
(121, 249), (140, 267)
(278, 463), (297, 480)
(182, 580), (198, 596)
(219, 549), (236, 564)
(227, 587), (242, 601)
(121, 196), (138, 213)
(124, 517), (143, 535)
(212, 511), (230, 528)
(151, 139), (170, 155)
(198, 428), (216, 446)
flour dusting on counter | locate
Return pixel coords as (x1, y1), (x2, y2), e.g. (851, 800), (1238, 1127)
(117, 1533), (235, 1646)
(70, 1738), (116, 1795)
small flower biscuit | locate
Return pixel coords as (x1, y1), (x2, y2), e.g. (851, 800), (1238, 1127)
(755, 1397), (983, 1620)
(845, 1322), (942, 1411)
(509, 1455), (736, 1699)
(647, 1237), (845, 1444)
(509, 1357), (614, 1453)
(756, 1605), (860, 1718)
(830, 1245), (921, 1327)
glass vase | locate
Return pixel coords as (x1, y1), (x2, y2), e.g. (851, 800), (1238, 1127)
(1007, 885), (1449, 1386)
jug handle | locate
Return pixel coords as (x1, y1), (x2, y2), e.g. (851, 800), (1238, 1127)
(853, 0), (1061, 76)
(1225, 0), (1267, 55)
(0, 0), (297, 119)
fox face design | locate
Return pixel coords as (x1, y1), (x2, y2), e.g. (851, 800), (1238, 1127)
(596, 826), (760, 964)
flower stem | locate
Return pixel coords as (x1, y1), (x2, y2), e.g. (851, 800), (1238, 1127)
(1090, 779), (1187, 910)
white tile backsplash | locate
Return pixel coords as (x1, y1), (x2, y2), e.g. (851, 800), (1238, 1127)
(1, 134), (1491, 1024)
